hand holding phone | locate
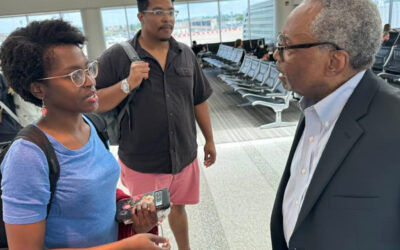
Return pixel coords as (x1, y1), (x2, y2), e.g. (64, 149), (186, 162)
(116, 188), (170, 225)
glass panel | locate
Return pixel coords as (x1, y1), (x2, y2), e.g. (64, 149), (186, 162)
(371, 0), (390, 25)
(247, 0), (275, 41)
(126, 7), (141, 38)
(0, 16), (27, 46)
(172, 3), (191, 46)
(189, 1), (220, 44)
(220, 0), (247, 43)
(61, 11), (84, 34)
(101, 8), (129, 48)
(60, 11), (87, 55)
(392, 0), (400, 30)
(28, 13), (60, 22)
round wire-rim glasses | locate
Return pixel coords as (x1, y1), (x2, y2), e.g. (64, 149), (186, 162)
(38, 60), (98, 87)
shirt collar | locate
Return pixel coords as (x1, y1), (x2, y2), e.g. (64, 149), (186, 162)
(299, 70), (366, 125)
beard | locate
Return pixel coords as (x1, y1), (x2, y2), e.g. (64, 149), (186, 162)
(159, 37), (171, 42)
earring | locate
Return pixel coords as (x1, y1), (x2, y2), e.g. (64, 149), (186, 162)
(41, 98), (48, 116)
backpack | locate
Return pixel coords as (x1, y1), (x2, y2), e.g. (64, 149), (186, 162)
(0, 113), (108, 247)
(0, 73), (23, 144)
(99, 41), (141, 145)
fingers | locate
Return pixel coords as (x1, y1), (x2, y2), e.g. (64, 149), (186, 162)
(131, 201), (158, 233)
(150, 235), (171, 249)
(131, 63), (149, 78)
(130, 61), (150, 75)
(149, 234), (169, 244)
(204, 146), (216, 167)
(127, 61), (150, 89)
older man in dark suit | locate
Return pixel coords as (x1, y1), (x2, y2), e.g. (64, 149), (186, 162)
(270, 0), (400, 249)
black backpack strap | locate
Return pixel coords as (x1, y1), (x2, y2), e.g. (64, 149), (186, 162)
(84, 113), (109, 150)
(16, 125), (60, 216)
(119, 41), (141, 131)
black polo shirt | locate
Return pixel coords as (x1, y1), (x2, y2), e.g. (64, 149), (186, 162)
(96, 31), (213, 174)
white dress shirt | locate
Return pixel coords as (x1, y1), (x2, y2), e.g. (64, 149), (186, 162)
(282, 70), (366, 246)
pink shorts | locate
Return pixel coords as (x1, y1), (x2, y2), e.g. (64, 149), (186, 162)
(119, 158), (200, 205)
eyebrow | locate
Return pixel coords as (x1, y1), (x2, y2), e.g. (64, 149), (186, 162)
(60, 60), (89, 74)
(282, 34), (291, 43)
(151, 7), (174, 10)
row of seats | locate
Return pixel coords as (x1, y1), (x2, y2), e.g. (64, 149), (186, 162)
(373, 32), (400, 83)
(218, 55), (297, 129)
(202, 44), (244, 71)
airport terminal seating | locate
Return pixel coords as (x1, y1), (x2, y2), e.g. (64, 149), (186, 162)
(216, 56), (297, 129)
(373, 32), (399, 73)
(375, 32), (400, 84)
(202, 44), (244, 71)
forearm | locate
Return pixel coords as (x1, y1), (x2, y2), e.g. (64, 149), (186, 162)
(96, 81), (128, 113)
(194, 101), (214, 142)
(52, 240), (129, 250)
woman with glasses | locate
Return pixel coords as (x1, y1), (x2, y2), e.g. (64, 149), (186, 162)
(0, 20), (169, 249)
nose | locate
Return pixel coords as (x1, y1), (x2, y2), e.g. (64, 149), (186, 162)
(84, 71), (96, 88)
(273, 49), (280, 62)
(162, 12), (174, 22)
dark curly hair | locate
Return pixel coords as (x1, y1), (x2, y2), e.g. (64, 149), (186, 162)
(0, 19), (86, 106)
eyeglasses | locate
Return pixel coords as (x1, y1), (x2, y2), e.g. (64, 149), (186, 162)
(38, 61), (98, 87)
(276, 33), (343, 62)
(142, 9), (179, 17)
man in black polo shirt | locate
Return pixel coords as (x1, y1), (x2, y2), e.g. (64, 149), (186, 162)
(96, 0), (216, 249)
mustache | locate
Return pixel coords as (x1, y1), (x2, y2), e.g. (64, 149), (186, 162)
(159, 24), (173, 30)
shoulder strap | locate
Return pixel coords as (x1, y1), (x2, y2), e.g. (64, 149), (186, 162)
(15, 125), (60, 216)
(120, 41), (141, 62)
(84, 113), (109, 150)
(118, 41), (142, 128)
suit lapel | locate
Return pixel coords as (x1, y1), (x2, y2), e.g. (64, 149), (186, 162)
(293, 70), (380, 233)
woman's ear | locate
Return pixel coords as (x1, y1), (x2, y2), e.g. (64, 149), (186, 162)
(30, 82), (46, 100)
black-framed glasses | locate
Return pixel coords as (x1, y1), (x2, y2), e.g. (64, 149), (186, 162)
(142, 9), (179, 17)
(276, 33), (343, 62)
(38, 61), (98, 87)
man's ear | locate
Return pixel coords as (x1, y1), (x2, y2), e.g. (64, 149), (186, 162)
(138, 12), (144, 24)
(326, 50), (349, 77)
(30, 82), (46, 100)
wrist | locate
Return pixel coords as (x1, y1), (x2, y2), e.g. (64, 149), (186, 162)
(205, 138), (214, 143)
(121, 79), (131, 94)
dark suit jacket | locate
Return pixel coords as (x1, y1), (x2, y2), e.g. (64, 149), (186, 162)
(271, 70), (400, 250)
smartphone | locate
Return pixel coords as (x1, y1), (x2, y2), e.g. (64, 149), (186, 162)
(116, 188), (170, 225)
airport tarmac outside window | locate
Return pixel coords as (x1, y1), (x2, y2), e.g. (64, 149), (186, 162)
(220, 0), (247, 43)
(172, 2), (191, 46)
(189, 1), (220, 44)
(0, 16), (27, 46)
(101, 8), (130, 48)
(126, 7), (141, 38)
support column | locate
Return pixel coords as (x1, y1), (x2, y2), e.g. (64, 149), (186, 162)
(274, 0), (295, 38)
(81, 8), (106, 60)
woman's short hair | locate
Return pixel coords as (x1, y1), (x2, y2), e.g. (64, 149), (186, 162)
(0, 19), (86, 106)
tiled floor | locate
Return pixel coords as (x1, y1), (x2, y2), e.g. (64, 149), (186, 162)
(114, 135), (294, 250)
(112, 68), (300, 249)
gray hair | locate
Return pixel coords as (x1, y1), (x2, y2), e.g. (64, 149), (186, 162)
(304, 0), (382, 70)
